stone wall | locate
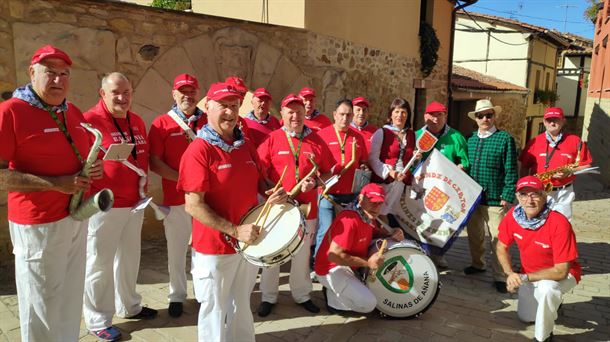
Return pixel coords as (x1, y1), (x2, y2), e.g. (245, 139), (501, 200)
(582, 97), (610, 186)
(0, 0), (449, 264)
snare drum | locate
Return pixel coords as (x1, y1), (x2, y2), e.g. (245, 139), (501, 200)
(238, 201), (306, 268)
(366, 239), (440, 318)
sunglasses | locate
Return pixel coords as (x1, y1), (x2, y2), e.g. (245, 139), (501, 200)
(475, 113), (494, 119)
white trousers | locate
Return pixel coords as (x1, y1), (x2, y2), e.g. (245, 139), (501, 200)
(9, 216), (87, 342)
(548, 184), (575, 221)
(164, 205), (192, 303)
(517, 274), (577, 341)
(259, 219), (315, 304)
(317, 266), (377, 313)
(83, 208), (145, 331)
(191, 250), (258, 342)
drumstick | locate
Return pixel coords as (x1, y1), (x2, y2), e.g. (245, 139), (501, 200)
(254, 166), (287, 226)
(260, 167), (288, 228)
(377, 239), (388, 257)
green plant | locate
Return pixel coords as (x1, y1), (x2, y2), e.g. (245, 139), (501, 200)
(151, 0), (190, 10)
(534, 89), (559, 105)
(583, 0), (602, 24)
(419, 22), (439, 77)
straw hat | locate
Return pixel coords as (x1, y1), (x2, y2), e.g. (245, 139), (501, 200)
(467, 99), (502, 120)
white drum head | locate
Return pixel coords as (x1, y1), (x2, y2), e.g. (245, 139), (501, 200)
(367, 246), (440, 318)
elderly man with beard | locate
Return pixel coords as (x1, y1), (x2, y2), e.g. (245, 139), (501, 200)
(83, 72), (155, 342)
(519, 107), (592, 221)
(0, 45), (103, 341)
(496, 176), (581, 342)
(149, 73), (205, 317)
(243, 87), (280, 147)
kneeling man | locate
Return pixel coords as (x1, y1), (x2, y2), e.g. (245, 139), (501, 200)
(314, 183), (403, 313)
(497, 176), (581, 342)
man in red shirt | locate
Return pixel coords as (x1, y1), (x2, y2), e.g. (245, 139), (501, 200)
(177, 82), (285, 341)
(0, 45), (103, 342)
(350, 96), (378, 155)
(315, 98), (368, 250)
(519, 107), (592, 221)
(149, 73), (205, 318)
(315, 183), (402, 313)
(243, 87), (280, 147)
(497, 176), (580, 342)
(83, 72), (156, 341)
(256, 93), (334, 317)
(299, 87), (332, 131)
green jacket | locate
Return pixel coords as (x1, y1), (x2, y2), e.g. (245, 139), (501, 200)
(467, 129), (518, 206)
(416, 125), (470, 172)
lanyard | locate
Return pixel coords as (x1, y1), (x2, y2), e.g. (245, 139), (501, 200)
(284, 130), (304, 181)
(46, 108), (83, 164)
(111, 114), (138, 161)
(333, 127), (349, 166)
(544, 142), (559, 170)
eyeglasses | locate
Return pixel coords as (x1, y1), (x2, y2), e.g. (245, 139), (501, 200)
(516, 192), (543, 200)
(475, 113), (494, 119)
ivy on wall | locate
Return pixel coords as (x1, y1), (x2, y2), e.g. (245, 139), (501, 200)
(419, 22), (440, 77)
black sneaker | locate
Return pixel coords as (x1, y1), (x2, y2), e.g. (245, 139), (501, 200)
(168, 302), (183, 318)
(323, 287), (349, 315)
(257, 301), (274, 317)
(533, 333), (553, 342)
(494, 281), (508, 294)
(463, 266), (486, 275)
(299, 299), (320, 313)
(127, 307), (158, 320)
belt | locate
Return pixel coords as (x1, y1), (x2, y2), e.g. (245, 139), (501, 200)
(552, 183), (573, 191)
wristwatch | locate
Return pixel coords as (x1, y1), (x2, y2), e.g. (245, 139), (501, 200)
(520, 273), (529, 282)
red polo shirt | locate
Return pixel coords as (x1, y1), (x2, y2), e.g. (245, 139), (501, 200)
(149, 112), (205, 206)
(243, 113), (281, 147)
(177, 138), (261, 255)
(0, 98), (91, 224)
(317, 126), (367, 194)
(351, 122), (378, 156)
(257, 129), (333, 219)
(314, 210), (375, 276)
(84, 100), (149, 208)
(498, 208), (581, 283)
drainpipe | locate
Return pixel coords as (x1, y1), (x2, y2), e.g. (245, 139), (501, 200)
(447, 0), (478, 116)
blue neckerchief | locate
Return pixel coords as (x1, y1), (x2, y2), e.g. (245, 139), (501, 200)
(171, 104), (203, 124)
(246, 110), (270, 124)
(12, 84), (68, 113)
(351, 121), (369, 130)
(281, 125), (313, 138)
(424, 124), (450, 138)
(546, 131), (563, 148)
(344, 200), (374, 225)
(196, 124), (245, 153)
(512, 201), (552, 230)
(305, 109), (320, 120)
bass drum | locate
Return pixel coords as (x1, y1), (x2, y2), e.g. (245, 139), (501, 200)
(366, 239), (440, 318)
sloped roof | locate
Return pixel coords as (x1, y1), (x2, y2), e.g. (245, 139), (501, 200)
(457, 11), (570, 48)
(452, 65), (529, 93)
(558, 32), (593, 55)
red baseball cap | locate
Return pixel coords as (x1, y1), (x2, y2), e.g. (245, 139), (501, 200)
(281, 93), (304, 108)
(352, 96), (369, 107)
(31, 45), (72, 66)
(173, 73), (199, 90)
(224, 76), (247, 95)
(515, 176), (544, 192)
(253, 88), (272, 100)
(360, 183), (385, 203)
(543, 107), (564, 119)
(206, 82), (243, 102)
(425, 101), (447, 114)
(298, 87), (316, 98)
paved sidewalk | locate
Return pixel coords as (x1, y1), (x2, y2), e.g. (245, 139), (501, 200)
(1, 187), (608, 341)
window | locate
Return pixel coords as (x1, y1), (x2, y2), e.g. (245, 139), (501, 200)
(545, 71), (550, 90)
(535, 70), (541, 89)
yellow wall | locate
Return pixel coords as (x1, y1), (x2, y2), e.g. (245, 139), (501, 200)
(192, 0), (305, 28)
(432, 0), (454, 65)
(526, 39), (559, 117)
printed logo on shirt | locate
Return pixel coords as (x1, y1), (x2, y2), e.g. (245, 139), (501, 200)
(246, 160), (256, 166)
(278, 151), (290, 155)
(358, 237), (368, 243)
(43, 127), (60, 133)
(513, 233), (523, 240)
(538, 153), (547, 157)
(170, 132), (183, 137)
(560, 153), (573, 159)
(534, 241), (550, 249)
(218, 164), (232, 170)
(329, 142), (339, 145)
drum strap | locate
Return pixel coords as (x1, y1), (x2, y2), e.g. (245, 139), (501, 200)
(45, 108), (84, 164)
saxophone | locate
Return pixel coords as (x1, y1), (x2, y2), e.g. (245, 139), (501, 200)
(69, 123), (115, 220)
(535, 160), (580, 192)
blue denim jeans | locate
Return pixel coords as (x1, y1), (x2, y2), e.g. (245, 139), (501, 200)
(314, 193), (357, 256)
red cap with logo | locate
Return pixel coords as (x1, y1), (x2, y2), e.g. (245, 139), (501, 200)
(31, 45), (72, 66)
(173, 73), (199, 90)
(352, 96), (370, 108)
(516, 176), (544, 192)
(425, 101), (447, 114)
(253, 88), (272, 100)
(298, 87), (316, 98)
(360, 183), (385, 203)
(224, 76), (247, 95)
(281, 93), (304, 108)
(543, 107), (564, 119)
(206, 82), (243, 101)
